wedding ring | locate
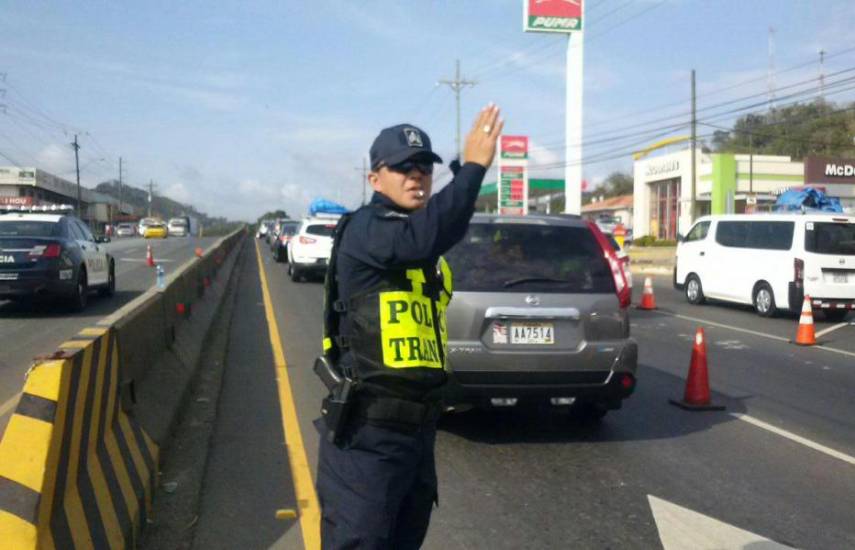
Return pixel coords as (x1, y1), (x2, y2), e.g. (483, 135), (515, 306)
(482, 125), (492, 134)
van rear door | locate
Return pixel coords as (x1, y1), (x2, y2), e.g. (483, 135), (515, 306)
(802, 219), (855, 301)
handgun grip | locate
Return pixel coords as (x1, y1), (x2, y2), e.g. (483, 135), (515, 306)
(313, 355), (342, 392)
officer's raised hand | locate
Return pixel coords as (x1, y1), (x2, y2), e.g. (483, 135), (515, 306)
(463, 103), (504, 168)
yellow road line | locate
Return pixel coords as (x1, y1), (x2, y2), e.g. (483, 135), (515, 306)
(254, 240), (320, 550)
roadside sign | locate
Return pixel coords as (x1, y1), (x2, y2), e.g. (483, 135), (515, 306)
(498, 134), (529, 216)
(499, 165), (528, 216)
(500, 136), (529, 160)
(524, 0), (583, 33)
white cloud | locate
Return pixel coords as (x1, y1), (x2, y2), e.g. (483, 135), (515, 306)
(36, 144), (75, 175)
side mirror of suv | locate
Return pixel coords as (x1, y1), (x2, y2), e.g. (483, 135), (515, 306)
(676, 233), (684, 243)
(96, 236), (111, 244)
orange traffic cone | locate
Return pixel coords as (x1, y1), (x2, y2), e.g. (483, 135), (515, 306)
(194, 247), (203, 258)
(146, 244), (155, 267)
(794, 295), (816, 346)
(669, 327), (725, 411)
(638, 277), (657, 310)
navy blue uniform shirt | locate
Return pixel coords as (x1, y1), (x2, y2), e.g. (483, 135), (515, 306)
(336, 162), (487, 305)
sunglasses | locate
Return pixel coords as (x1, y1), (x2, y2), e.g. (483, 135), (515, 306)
(384, 159), (434, 175)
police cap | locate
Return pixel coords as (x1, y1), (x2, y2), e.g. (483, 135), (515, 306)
(370, 124), (443, 171)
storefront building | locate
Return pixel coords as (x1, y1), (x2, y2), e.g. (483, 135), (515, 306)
(633, 149), (855, 239)
(0, 166), (137, 229)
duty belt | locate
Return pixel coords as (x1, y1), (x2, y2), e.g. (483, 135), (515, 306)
(352, 395), (441, 429)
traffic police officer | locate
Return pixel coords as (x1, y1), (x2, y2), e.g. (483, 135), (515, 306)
(315, 104), (503, 549)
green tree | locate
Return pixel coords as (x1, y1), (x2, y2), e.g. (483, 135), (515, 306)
(712, 99), (855, 159)
(585, 171), (633, 203)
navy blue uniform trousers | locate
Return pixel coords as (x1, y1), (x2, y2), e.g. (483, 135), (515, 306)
(316, 418), (438, 550)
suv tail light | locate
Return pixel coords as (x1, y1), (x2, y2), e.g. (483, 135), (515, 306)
(29, 243), (62, 258)
(794, 257), (804, 287)
(299, 236), (317, 245)
(587, 222), (631, 308)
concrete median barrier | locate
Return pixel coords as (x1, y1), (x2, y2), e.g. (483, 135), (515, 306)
(0, 226), (247, 549)
(0, 328), (158, 549)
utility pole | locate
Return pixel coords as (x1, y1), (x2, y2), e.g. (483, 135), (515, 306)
(749, 132), (754, 195)
(690, 70), (697, 224)
(438, 59), (477, 160)
(819, 49), (826, 101)
(72, 134), (82, 217)
(148, 180), (154, 218)
(118, 156), (123, 221)
(354, 158), (369, 205)
(768, 27), (776, 110)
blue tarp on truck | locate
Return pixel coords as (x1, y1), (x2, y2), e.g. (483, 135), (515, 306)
(774, 187), (843, 213)
(309, 199), (348, 216)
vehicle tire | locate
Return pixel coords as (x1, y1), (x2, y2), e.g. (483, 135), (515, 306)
(289, 263), (302, 282)
(99, 262), (116, 297)
(685, 274), (705, 305)
(274, 246), (283, 263)
(70, 269), (88, 312)
(824, 309), (849, 322)
(753, 282), (777, 317)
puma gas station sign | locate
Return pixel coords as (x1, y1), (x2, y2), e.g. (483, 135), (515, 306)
(498, 135), (529, 216)
(524, 0), (583, 33)
(500, 136), (529, 160)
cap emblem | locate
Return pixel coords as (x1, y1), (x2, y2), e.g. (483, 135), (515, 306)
(404, 128), (423, 147)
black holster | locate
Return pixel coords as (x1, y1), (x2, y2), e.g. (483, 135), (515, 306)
(314, 356), (355, 445)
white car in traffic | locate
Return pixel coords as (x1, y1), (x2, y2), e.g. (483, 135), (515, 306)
(287, 214), (341, 282)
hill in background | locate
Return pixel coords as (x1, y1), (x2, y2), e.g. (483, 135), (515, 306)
(95, 180), (241, 235)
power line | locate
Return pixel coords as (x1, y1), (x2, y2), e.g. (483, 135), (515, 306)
(528, 67), (855, 153)
(527, 101), (855, 173)
(534, 42), (855, 143)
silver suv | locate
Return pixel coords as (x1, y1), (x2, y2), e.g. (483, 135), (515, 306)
(443, 214), (637, 419)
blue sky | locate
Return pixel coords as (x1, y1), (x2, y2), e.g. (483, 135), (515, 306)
(2, 0), (854, 221)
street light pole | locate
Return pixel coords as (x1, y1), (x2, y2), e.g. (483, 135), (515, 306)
(72, 134), (81, 216)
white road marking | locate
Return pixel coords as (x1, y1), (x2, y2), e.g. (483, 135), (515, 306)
(732, 413), (855, 467)
(715, 339), (749, 350)
(654, 311), (855, 359)
(0, 392), (21, 418)
(814, 322), (849, 338)
(649, 494), (792, 549)
(661, 311), (790, 342)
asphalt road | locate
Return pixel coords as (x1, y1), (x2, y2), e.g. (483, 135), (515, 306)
(193, 242), (855, 549)
(0, 235), (219, 437)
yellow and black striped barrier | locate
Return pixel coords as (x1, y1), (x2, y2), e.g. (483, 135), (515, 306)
(0, 327), (158, 549)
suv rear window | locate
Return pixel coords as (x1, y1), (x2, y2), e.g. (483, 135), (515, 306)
(445, 223), (614, 293)
(805, 222), (855, 255)
(0, 221), (60, 237)
(306, 224), (336, 236)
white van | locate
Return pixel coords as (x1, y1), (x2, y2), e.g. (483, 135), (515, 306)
(674, 213), (855, 320)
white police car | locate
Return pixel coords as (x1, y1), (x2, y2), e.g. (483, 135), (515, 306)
(0, 206), (115, 310)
